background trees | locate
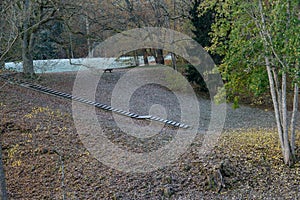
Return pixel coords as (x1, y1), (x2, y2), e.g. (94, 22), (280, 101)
(109, 0), (192, 67)
(0, 0), (67, 76)
(0, 0), (194, 74)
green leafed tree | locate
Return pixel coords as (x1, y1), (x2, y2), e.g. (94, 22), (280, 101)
(187, 0), (223, 91)
(201, 0), (299, 165)
(189, 0), (214, 48)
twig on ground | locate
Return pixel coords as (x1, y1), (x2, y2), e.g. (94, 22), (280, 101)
(53, 150), (66, 200)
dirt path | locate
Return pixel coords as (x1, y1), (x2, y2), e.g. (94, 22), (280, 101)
(34, 67), (297, 131)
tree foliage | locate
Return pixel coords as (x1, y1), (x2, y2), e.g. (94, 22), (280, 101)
(201, 0), (300, 165)
(186, 0), (223, 91)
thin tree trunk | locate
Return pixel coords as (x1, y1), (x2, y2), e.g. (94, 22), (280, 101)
(171, 0), (177, 71)
(143, 49), (149, 66)
(133, 50), (139, 66)
(272, 67), (283, 123)
(0, 143), (7, 200)
(265, 56), (285, 154)
(156, 49), (164, 65)
(171, 53), (177, 70)
(159, 0), (177, 70)
(258, 0), (293, 165)
(285, 0), (297, 161)
(290, 64), (299, 157)
(69, 32), (74, 59)
(281, 71), (292, 165)
(85, 14), (92, 57)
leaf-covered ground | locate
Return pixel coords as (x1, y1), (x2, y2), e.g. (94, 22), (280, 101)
(0, 70), (299, 199)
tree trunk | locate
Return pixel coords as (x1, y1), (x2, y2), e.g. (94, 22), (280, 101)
(281, 71), (293, 165)
(272, 67), (283, 122)
(85, 14), (92, 57)
(171, 53), (177, 71)
(22, 0), (34, 76)
(156, 49), (164, 65)
(22, 35), (34, 76)
(258, 0), (294, 165)
(69, 31), (74, 59)
(170, 0), (177, 71)
(133, 50), (139, 66)
(265, 57), (285, 154)
(0, 143), (7, 200)
(143, 49), (149, 66)
(290, 64), (299, 157)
